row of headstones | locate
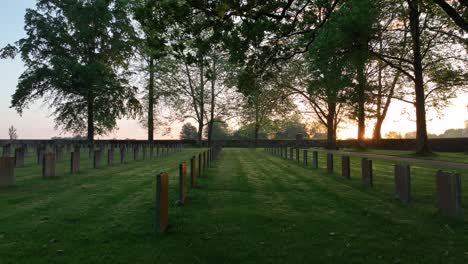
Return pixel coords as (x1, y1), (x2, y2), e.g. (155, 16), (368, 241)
(155, 146), (223, 234)
(265, 147), (463, 219)
(0, 143), (184, 187)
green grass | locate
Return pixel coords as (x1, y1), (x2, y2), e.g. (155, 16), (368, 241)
(1, 148), (468, 263)
(341, 148), (468, 164)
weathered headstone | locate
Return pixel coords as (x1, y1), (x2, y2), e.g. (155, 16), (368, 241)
(191, 156), (196, 188)
(71, 146), (80, 174)
(312, 151), (318, 169)
(341, 156), (350, 179)
(436, 170), (462, 218)
(0, 157), (15, 187)
(93, 150), (102, 169)
(394, 164), (411, 203)
(14, 148), (25, 167)
(361, 158), (373, 188)
(327, 153), (333, 174)
(155, 172), (169, 233)
(42, 153), (56, 178)
(177, 162), (187, 205)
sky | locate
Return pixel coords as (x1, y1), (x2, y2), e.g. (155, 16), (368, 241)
(0, 1), (467, 140)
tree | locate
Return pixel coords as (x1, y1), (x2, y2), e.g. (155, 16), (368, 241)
(203, 119), (231, 140)
(1, 0), (141, 143)
(8, 126), (18, 140)
(179, 123), (198, 140)
(431, 0), (468, 32)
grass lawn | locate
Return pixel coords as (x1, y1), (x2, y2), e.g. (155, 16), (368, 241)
(341, 148), (468, 164)
(1, 148), (468, 263)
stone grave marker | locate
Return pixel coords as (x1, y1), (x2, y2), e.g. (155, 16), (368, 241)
(394, 164), (411, 203)
(436, 170), (462, 218)
(155, 172), (169, 233)
(0, 157), (15, 187)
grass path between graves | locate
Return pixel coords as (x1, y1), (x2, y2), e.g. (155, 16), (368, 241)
(1, 148), (468, 263)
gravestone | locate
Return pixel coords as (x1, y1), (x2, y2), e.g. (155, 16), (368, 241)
(0, 157), (15, 187)
(120, 146), (126, 164)
(327, 153), (333, 174)
(296, 148), (300, 163)
(198, 153), (203, 177)
(394, 164), (411, 203)
(341, 156), (350, 179)
(2, 145), (11, 157)
(191, 156), (196, 188)
(133, 145), (139, 161)
(108, 148), (114, 166)
(303, 150), (308, 166)
(156, 145), (160, 157)
(155, 172), (169, 233)
(93, 150), (102, 169)
(36, 146), (44, 165)
(150, 145), (155, 159)
(71, 146), (80, 174)
(361, 158), (373, 188)
(142, 145), (147, 160)
(177, 162), (187, 205)
(312, 151), (318, 169)
(42, 153), (56, 178)
(15, 147), (25, 167)
(55, 146), (64, 162)
(436, 170), (462, 218)
(289, 147), (293, 160)
(203, 151), (207, 171)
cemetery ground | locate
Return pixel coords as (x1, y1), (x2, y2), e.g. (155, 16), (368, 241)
(1, 148), (468, 263)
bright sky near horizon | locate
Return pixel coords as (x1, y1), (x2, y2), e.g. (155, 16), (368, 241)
(0, 1), (467, 140)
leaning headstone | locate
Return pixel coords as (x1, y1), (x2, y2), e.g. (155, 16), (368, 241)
(155, 172), (169, 233)
(341, 156), (350, 179)
(394, 164), (411, 203)
(312, 151), (318, 169)
(14, 147), (25, 167)
(177, 162), (187, 205)
(327, 153), (333, 174)
(0, 157), (15, 187)
(436, 170), (462, 218)
(191, 156), (196, 188)
(70, 146), (80, 174)
(361, 158), (373, 188)
(93, 150), (102, 169)
(42, 153), (56, 178)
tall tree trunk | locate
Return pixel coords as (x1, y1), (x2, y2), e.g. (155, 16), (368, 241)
(148, 57), (155, 142)
(197, 60), (205, 146)
(254, 96), (260, 146)
(87, 93), (94, 144)
(408, 0), (430, 155)
(207, 61), (216, 147)
(326, 102), (337, 149)
(356, 61), (366, 147)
